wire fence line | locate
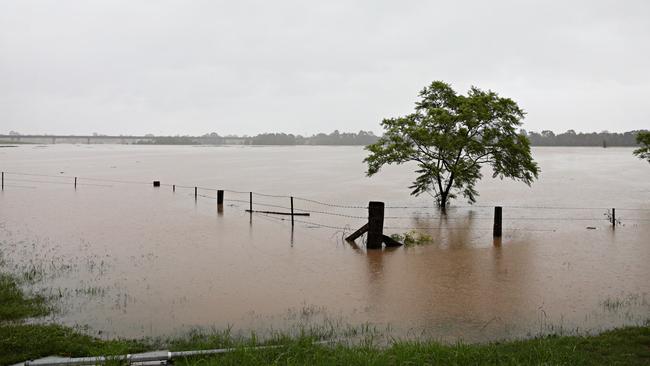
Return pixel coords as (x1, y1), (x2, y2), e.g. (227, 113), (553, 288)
(3, 177), (114, 187)
(3, 170), (649, 210)
(3, 171), (650, 234)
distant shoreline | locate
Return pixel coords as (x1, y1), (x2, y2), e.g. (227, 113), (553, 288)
(1, 129), (646, 147)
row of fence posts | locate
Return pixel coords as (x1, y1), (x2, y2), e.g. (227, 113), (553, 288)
(153, 180), (297, 226)
(347, 203), (618, 249)
(149, 180), (619, 238)
(0, 173), (620, 248)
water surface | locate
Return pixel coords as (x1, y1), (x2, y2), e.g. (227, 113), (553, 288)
(0, 145), (649, 342)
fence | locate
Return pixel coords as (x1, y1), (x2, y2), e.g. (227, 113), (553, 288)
(2, 171), (649, 249)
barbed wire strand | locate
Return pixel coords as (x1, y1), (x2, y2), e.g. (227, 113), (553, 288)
(3, 171), (650, 213)
(5, 176), (643, 231)
(4, 178), (113, 187)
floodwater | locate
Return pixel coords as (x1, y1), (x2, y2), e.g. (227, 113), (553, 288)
(0, 145), (649, 343)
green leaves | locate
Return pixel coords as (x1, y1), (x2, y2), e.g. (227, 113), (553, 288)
(365, 81), (539, 208)
(633, 131), (650, 163)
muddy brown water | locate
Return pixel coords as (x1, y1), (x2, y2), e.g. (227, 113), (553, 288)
(0, 145), (649, 342)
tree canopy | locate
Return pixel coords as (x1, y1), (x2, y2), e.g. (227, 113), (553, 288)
(634, 131), (650, 163)
(365, 81), (539, 209)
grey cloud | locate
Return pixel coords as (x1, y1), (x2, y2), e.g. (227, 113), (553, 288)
(1, 0), (648, 135)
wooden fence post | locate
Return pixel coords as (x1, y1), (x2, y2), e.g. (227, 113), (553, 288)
(173, 184), (175, 192)
(74, 177), (77, 189)
(367, 201), (385, 249)
(249, 192), (253, 212)
(153, 181), (160, 187)
(290, 196), (294, 227)
(493, 206), (502, 238)
(346, 201), (402, 248)
(217, 190), (224, 214)
(2, 171), (4, 190)
(194, 187), (197, 200)
(612, 208), (616, 228)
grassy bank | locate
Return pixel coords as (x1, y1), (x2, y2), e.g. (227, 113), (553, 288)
(1, 272), (649, 366)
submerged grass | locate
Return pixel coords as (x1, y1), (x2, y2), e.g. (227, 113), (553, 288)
(0, 273), (49, 321)
(390, 231), (433, 246)
(2, 271), (650, 365)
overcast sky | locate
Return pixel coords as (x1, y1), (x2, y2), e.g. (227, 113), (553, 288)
(1, 1), (648, 136)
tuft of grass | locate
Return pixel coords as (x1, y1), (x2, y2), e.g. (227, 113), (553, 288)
(390, 231), (433, 246)
(0, 324), (147, 366)
(0, 273), (49, 321)
(602, 293), (649, 312)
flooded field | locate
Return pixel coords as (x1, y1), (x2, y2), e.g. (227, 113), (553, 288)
(0, 145), (649, 343)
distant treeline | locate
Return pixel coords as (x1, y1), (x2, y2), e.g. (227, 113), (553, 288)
(252, 130), (379, 145)
(136, 130), (647, 147)
(5, 129), (646, 146)
(522, 130), (646, 147)
(136, 130), (380, 146)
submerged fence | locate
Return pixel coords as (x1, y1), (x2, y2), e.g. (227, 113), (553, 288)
(2, 171), (650, 247)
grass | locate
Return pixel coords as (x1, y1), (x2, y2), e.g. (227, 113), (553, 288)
(0, 324), (147, 365)
(0, 273), (49, 321)
(390, 230), (433, 246)
(2, 271), (650, 366)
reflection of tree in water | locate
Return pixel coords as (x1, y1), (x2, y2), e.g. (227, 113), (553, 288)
(409, 208), (481, 249)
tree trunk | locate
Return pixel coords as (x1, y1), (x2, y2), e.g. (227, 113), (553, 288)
(439, 175), (454, 215)
(439, 192), (448, 214)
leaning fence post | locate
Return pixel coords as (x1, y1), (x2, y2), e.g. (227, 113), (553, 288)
(493, 206), (502, 238)
(367, 201), (385, 249)
(612, 208), (616, 228)
(290, 196), (295, 227)
(346, 201), (402, 248)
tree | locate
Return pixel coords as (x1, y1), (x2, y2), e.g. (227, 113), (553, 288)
(364, 81), (540, 210)
(541, 130), (555, 138)
(634, 131), (650, 163)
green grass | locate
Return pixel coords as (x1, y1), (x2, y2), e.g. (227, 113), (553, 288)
(2, 271), (650, 365)
(0, 324), (147, 365)
(390, 230), (433, 246)
(0, 273), (49, 321)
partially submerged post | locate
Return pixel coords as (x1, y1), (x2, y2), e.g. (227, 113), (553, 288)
(290, 196), (295, 227)
(217, 190), (224, 214)
(173, 184), (175, 192)
(612, 208), (616, 228)
(74, 177), (77, 189)
(2, 171), (4, 190)
(153, 181), (160, 187)
(194, 187), (197, 200)
(244, 194), (309, 217)
(346, 201), (402, 249)
(493, 206), (502, 238)
(367, 201), (384, 249)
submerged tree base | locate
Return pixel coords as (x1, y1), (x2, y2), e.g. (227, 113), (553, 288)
(2, 272), (650, 365)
